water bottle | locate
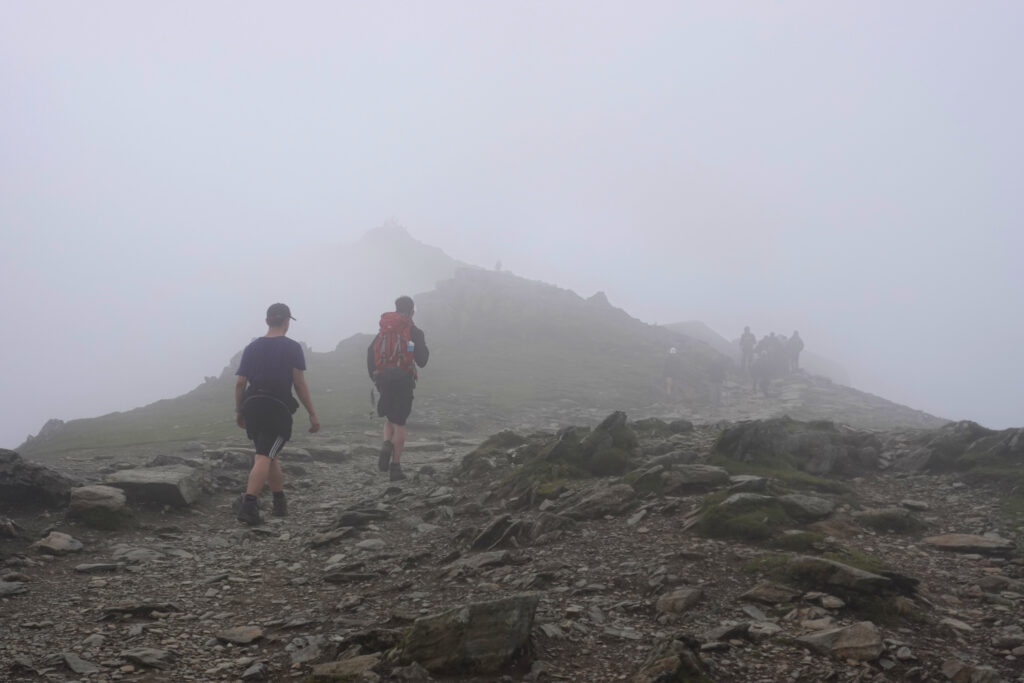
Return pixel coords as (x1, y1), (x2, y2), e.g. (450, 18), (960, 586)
(406, 339), (415, 353)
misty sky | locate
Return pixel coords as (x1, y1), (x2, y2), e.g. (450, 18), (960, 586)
(2, 2), (1022, 448)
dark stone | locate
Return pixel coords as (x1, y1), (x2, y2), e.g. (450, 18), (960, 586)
(400, 594), (539, 674)
(0, 450), (76, 510)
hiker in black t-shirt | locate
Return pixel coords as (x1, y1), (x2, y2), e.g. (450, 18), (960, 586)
(233, 303), (319, 525)
(367, 296), (429, 481)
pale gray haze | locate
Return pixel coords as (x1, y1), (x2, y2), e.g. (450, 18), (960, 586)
(2, 2), (1021, 448)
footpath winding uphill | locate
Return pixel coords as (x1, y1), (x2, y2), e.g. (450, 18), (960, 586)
(1, 416), (1023, 682)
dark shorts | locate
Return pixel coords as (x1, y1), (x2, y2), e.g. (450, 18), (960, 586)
(376, 370), (415, 426)
(242, 396), (293, 459)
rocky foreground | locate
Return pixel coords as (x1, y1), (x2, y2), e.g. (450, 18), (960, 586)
(2, 416), (1024, 682)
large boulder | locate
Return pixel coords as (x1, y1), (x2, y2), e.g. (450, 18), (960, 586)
(68, 485), (133, 529)
(714, 417), (880, 476)
(400, 594), (539, 674)
(105, 465), (203, 506)
(0, 449), (76, 510)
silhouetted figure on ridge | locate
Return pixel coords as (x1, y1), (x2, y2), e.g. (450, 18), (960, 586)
(663, 347), (682, 399)
(739, 326), (756, 374)
(787, 331), (804, 372)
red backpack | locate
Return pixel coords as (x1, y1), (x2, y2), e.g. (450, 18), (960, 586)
(372, 312), (417, 379)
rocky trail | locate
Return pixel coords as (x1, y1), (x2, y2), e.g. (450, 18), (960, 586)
(2, 416), (1023, 682)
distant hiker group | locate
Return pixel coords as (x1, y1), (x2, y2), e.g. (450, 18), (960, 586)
(231, 297), (428, 525)
(741, 327), (804, 395)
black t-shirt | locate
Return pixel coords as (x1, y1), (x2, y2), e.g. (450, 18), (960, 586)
(236, 336), (306, 400)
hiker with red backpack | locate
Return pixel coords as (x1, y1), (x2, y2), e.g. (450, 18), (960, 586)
(367, 295), (429, 481)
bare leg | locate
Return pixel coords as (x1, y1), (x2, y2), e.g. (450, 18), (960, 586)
(267, 458), (284, 493)
(246, 454), (272, 496)
(392, 424), (407, 464)
(383, 421), (395, 444)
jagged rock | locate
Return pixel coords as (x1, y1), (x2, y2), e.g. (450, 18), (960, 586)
(778, 494), (835, 521)
(32, 531), (83, 555)
(68, 485), (133, 529)
(470, 514), (525, 550)
(74, 563), (121, 574)
(655, 587), (703, 614)
(564, 484), (636, 520)
(390, 661), (433, 681)
(111, 545), (165, 563)
(102, 602), (180, 619)
(663, 464), (731, 493)
(797, 621), (883, 661)
(0, 449), (75, 509)
(528, 512), (575, 541)
(400, 594), (539, 673)
(740, 581), (802, 605)
(630, 632), (706, 683)
(0, 516), (25, 538)
(923, 534), (1015, 555)
(446, 550), (513, 573)
(241, 661), (268, 679)
(785, 556), (892, 594)
(105, 465), (203, 506)
(729, 475), (769, 493)
(310, 654), (381, 682)
(941, 659), (1003, 683)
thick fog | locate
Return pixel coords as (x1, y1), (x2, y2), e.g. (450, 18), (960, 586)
(2, 2), (1022, 448)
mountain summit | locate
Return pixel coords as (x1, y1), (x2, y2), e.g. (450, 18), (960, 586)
(20, 241), (945, 455)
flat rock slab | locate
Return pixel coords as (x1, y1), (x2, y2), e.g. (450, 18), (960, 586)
(779, 494), (835, 520)
(401, 593), (540, 674)
(786, 556), (892, 594)
(75, 563), (122, 574)
(0, 579), (28, 596)
(310, 654), (381, 682)
(217, 625), (264, 644)
(740, 581), (802, 605)
(32, 531), (83, 555)
(105, 465), (203, 506)
(797, 621), (883, 662)
(63, 652), (100, 674)
(923, 534), (1015, 555)
(120, 648), (175, 669)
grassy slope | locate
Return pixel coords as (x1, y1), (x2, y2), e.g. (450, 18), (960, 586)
(19, 269), (944, 456)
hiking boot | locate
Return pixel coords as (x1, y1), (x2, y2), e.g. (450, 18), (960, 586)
(378, 440), (394, 472)
(235, 494), (262, 525)
(389, 462), (407, 482)
(272, 493), (287, 517)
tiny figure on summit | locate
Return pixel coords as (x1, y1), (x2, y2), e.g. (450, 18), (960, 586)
(367, 296), (429, 482)
(663, 347), (682, 399)
(233, 303), (320, 525)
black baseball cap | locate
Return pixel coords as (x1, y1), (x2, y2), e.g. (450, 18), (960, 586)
(266, 303), (296, 324)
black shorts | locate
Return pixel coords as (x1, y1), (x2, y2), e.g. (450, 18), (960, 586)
(242, 396), (293, 459)
(376, 370), (415, 426)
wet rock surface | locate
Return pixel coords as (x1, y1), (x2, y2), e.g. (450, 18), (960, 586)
(1, 417), (1023, 681)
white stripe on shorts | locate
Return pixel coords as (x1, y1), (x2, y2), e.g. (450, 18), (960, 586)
(268, 436), (285, 460)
